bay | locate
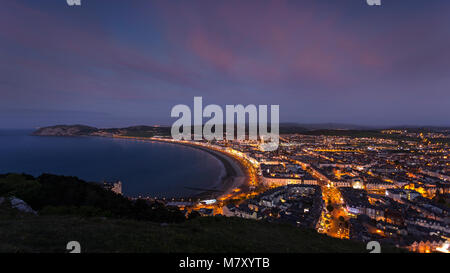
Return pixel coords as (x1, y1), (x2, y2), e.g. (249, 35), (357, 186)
(0, 129), (225, 198)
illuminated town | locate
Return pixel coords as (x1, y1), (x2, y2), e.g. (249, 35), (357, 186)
(107, 128), (450, 254)
(1, 0), (450, 261)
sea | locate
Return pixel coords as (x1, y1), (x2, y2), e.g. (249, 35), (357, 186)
(0, 129), (225, 198)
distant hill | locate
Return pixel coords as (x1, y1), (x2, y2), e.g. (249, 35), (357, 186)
(32, 124), (449, 138)
(32, 125), (98, 136)
(280, 123), (375, 130)
(386, 125), (450, 132)
(32, 124), (171, 137)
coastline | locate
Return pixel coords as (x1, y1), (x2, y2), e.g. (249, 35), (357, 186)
(113, 136), (250, 200)
(29, 128), (251, 200)
(178, 143), (247, 200)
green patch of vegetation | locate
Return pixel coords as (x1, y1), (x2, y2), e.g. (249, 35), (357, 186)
(0, 173), (404, 253)
(0, 173), (185, 223)
(0, 215), (401, 253)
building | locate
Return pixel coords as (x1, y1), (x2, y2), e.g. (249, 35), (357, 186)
(386, 189), (421, 201)
(103, 181), (122, 195)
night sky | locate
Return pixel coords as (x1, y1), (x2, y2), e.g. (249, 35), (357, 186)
(1, 0), (449, 128)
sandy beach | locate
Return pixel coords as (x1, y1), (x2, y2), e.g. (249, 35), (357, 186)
(189, 145), (247, 199)
(137, 138), (250, 199)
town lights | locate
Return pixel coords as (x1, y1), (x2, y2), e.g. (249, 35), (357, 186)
(436, 241), (450, 253)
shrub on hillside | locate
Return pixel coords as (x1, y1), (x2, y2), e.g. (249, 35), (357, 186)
(0, 173), (185, 223)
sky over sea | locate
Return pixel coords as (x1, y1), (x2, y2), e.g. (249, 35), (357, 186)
(0, 0), (449, 128)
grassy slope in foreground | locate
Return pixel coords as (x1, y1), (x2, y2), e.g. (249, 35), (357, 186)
(0, 215), (400, 253)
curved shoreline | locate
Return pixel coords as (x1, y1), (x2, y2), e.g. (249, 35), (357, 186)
(178, 143), (247, 199)
(112, 136), (250, 200)
(30, 131), (250, 200)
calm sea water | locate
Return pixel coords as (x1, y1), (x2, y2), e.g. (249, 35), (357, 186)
(0, 130), (225, 197)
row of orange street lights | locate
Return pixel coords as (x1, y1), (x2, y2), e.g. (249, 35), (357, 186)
(298, 163), (350, 239)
